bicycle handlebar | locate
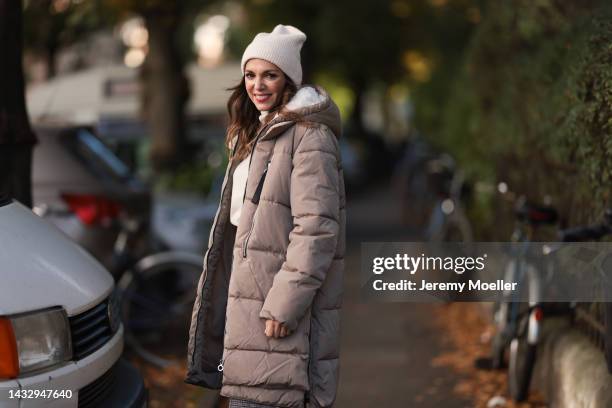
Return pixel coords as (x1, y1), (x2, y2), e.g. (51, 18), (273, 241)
(559, 208), (612, 242)
(559, 223), (612, 242)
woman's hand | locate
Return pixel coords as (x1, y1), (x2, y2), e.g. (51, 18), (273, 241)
(265, 319), (291, 338)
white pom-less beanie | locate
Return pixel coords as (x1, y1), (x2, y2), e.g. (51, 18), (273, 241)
(241, 24), (307, 86)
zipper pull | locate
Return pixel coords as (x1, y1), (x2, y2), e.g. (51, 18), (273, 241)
(217, 357), (225, 372)
(251, 160), (270, 205)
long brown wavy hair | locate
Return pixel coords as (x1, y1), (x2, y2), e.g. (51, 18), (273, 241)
(225, 75), (298, 162)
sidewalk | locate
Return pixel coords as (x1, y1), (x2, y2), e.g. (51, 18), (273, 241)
(335, 184), (471, 407)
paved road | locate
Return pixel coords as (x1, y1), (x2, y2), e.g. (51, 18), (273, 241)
(334, 185), (470, 407)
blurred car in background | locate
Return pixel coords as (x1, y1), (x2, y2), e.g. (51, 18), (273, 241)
(97, 118), (226, 254)
(31, 126), (151, 272)
(0, 195), (147, 407)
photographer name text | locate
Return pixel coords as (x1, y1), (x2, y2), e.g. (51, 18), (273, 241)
(372, 279), (517, 292)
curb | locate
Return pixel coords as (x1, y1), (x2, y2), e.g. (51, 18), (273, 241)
(534, 318), (612, 407)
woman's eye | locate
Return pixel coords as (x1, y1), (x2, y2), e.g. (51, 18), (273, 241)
(245, 73), (277, 80)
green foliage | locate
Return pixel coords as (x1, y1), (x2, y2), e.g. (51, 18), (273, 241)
(428, 0), (612, 236)
(232, 0), (404, 86)
(23, 0), (114, 75)
(233, 0), (478, 97)
(231, 0), (481, 155)
(23, 0), (212, 74)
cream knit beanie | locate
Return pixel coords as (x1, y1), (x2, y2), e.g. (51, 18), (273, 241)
(241, 24), (307, 86)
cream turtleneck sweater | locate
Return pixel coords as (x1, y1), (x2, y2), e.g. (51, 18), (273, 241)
(229, 111), (269, 226)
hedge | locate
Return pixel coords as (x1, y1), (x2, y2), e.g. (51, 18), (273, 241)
(426, 0), (612, 237)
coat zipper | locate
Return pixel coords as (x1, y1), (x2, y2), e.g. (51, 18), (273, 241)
(242, 159), (270, 258)
(202, 139), (240, 290)
(189, 137), (238, 368)
(214, 140), (242, 374)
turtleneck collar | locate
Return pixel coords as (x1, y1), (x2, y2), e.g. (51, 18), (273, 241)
(258, 110), (270, 123)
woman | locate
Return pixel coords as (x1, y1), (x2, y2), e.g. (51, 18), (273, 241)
(186, 25), (346, 408)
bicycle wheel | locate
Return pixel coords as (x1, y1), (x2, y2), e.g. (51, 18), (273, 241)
(490, 301), (509, 369)
(508, 313), (537, 402)
(490, 257), (525, 369)
(603, 253), (612, 373)
(118, 251), (203, 367)
(604, 302), (612, 373)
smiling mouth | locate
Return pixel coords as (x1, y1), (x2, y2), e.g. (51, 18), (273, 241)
(254, 94), (271, 103)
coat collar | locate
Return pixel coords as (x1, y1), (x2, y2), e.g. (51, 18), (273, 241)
(257, 85), (342, 142)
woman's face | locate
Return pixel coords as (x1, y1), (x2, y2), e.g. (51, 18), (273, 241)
(244, 59), (287, 112)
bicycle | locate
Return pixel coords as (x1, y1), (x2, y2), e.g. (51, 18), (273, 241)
(111, 216), (203, 368)
(423, 154), (473, 243)
(491, 204), (612, 401)
(392, 134), (437, 229)
(488, 196), (559, 401)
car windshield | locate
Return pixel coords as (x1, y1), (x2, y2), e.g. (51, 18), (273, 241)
(57, 127), (144, 187)
(76, 129), (131, 180)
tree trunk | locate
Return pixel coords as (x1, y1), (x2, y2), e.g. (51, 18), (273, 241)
(0, 0), (36, 145)
(45, 41), (58, 79)
(141, 9), (189, 172)
(41, 0), (57, 79)
(0, 0), (37, 207)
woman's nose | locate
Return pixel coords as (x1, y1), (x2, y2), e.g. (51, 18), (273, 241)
(255, 77), (266, 90)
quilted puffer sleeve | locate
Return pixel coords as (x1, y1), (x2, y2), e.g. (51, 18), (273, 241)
(259, 125), (341, 331)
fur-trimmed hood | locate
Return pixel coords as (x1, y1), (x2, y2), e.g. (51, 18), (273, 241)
(261, 85), (342, 141)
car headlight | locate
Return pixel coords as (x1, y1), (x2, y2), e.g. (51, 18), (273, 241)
(0, 308), (72, 379)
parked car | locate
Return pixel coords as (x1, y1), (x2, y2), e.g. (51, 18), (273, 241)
(31, 126), (151, 273)
(0, 195), (147, 407)
(96, 116), (227, 253)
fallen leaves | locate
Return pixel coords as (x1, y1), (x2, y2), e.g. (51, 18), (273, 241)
(127, 354), (212, 408)
(431, 303), (548, 408)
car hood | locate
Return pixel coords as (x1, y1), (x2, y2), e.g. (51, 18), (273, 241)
(0, 201), (113, 316)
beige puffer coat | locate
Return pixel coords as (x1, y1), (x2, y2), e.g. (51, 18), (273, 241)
(186, 85), (346, 408)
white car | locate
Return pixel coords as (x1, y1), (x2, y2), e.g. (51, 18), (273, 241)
(0, 196), (147, 407)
